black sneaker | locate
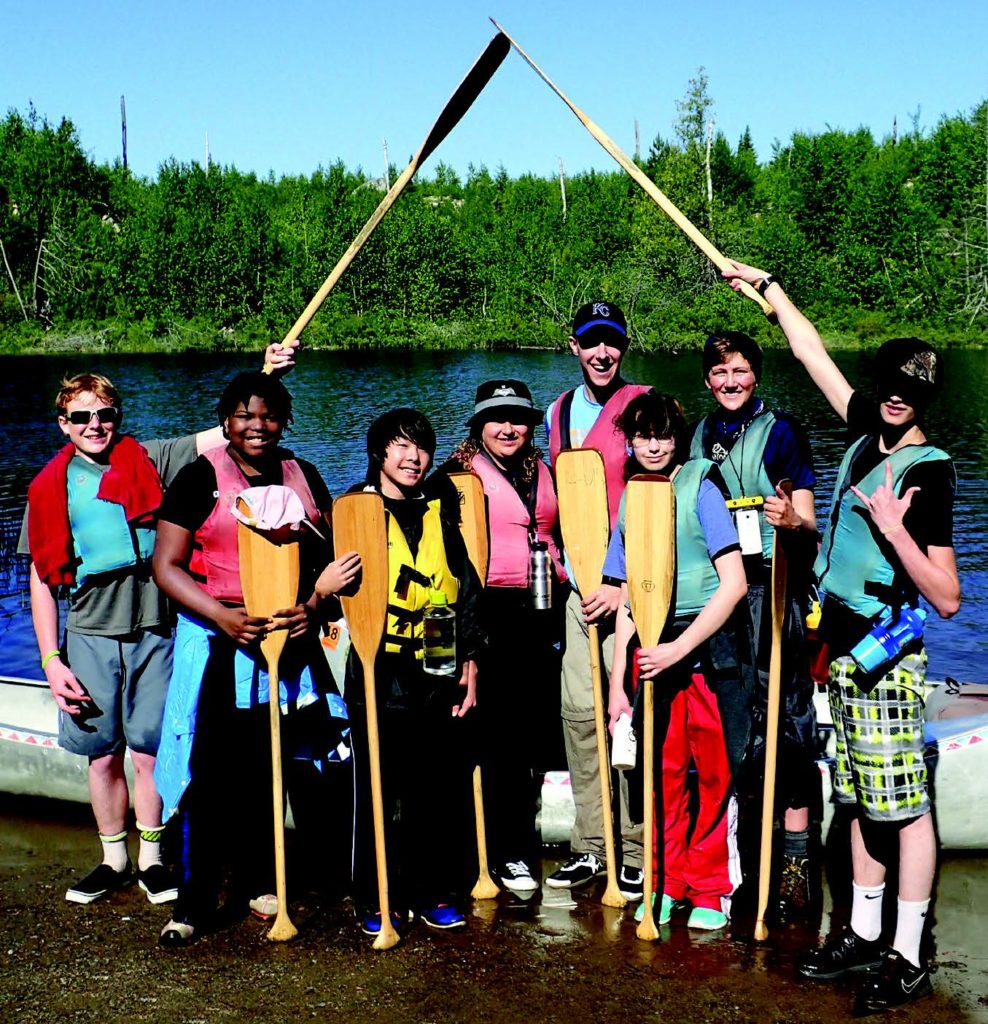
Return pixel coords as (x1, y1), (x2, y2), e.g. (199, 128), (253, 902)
(545, 853), (604, 889)
(853, 951), (932, 1015)
(65, 862), (133, 904)
(618, 865), (644, 901)
(797, 927), (886, 980)
(138, 863), (178, 905)
(495, 860), (539, 893)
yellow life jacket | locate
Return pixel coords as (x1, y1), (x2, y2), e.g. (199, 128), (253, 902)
(385, 498), (460, 657)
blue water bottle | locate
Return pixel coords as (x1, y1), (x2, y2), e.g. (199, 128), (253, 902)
(850, 607), (927, 674)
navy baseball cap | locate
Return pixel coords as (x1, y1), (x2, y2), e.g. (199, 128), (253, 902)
(572, 301), (628, 349)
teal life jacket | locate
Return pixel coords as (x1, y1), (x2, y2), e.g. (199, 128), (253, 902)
(690, 407), (776, 559)
(67, 459), (155, 588)
(617, 458), (721, 619)
(814, 437), (953, 621)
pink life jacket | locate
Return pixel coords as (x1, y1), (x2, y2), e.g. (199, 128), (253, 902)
(547, 383), (651, 529)
(470, 452), (567, 588)
(190, 446), (320, 604)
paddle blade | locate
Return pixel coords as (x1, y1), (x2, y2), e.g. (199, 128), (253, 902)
(624, 475), (675, 648)
(238, 520), (301, 664)
(448, 471), (489, 586)
(556, 449), (610, 597)
(417, 33), (510, 166)
(332, 493), (389, 665)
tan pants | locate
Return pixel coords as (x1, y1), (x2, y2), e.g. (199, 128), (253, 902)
(560, 588), (642, 868)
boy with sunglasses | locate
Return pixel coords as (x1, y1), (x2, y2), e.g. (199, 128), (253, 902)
(20, 346), (293, 907)
(544, 301), (650, 896)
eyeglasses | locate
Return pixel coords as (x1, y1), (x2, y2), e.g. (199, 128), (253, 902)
(65, 407), (119, 426)
(631, 433), (675, 447)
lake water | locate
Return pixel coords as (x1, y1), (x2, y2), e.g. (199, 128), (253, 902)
(2, 347), (986, 681)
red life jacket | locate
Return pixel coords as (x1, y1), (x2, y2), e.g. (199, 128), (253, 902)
(470, 452), (567, 588)
(547, 383), (650, 529)
(189, 446), (320, 604)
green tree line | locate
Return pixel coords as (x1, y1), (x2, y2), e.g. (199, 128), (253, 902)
(1, 86), (987, 354)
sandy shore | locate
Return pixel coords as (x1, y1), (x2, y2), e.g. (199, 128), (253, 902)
(2, 794), (986, 1024)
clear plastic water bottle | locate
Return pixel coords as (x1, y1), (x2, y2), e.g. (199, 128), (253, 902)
(528, 540), (552, 610)
(850, 606), (927, 674)
(423, 589), (456, 676)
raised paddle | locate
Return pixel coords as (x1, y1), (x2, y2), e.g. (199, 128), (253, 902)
(237, 503), (301, 942)
(490, 19), (774, 321)
(263, 33), (510, 372)
(555, 449), (625, 908)
(623, 475), (676, 942)
(755, 479), (794, 942)
(332, 492), (396, 949)
(448, 471), (499, 901)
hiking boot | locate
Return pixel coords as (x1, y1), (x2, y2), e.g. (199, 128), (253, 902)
(618, 866), (644, 901)
(777, 855), (812, 917)
(422, 904), (467, 931)
(137, 863), (178, 905)
(688, 907), (728, 931)
(65, 862), (132, 904)
(853, 951), (932, 1015)
(797, 927), (886, 980)
(496, 860), (539, 893)
(545, 853), (604, 889)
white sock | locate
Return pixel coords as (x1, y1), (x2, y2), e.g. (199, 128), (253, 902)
(892, 898), (930, 968)
(850, 881), (885, 941)
(136, 821), (164, 871)
(99, 830), (129, 872)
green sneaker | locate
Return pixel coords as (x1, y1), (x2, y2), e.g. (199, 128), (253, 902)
(687, 906), (728, 931)
(633, 892), (678, 926)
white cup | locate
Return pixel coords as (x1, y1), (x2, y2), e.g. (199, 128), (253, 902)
(611, 712), (637, 771)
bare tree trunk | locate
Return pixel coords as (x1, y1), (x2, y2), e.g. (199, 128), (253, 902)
(635, 119), (640, 162)
(383, 139), (390, 191)
(558, 158), (567, 222)
(0, 238), (29, 321)
(120, 95), (128, 169)
(705, 118), (714, 231)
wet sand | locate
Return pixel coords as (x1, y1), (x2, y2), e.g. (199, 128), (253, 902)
(2, 794), (986, 1024)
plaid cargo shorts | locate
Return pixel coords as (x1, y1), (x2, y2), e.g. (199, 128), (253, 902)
(828, 650), (930, 822)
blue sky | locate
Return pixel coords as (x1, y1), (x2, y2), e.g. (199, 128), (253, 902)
(4, 0), (986, 182)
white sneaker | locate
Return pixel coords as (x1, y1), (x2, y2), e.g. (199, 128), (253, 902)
(496, 860), (539, 893)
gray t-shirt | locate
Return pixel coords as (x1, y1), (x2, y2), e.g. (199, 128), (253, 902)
(19, 435), (199, 637)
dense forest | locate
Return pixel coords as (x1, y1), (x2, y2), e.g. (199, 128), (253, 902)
(1, 77), (987, 354)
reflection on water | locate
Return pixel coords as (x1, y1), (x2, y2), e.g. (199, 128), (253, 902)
(1, 348), (986, 680)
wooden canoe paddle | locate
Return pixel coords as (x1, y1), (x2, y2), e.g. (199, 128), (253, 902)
(754, 479), (793, 942)
(623, 475), (676, 942)
(555, 449), (625, 908)
(490, 19), (774, 321)
(448, 471), (499, 901)
(332, 492), (396, 949)
(237, 504), (301, 942)
(263, 33), (510, 372)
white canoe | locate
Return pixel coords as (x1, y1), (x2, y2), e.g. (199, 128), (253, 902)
(3, 669), (983, 851)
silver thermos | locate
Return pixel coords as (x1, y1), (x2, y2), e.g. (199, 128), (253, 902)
(528, 540), (552, 610)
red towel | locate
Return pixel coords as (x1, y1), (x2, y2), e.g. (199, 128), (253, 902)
(27, 435), (164, 586)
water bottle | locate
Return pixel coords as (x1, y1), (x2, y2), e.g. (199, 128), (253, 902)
(850, 607), (927, 674)
(423, 589), (456, 676)
(528, 540), (552, 610)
